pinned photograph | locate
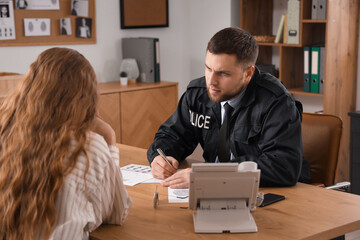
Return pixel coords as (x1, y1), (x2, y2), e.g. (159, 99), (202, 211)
(16, 0), (59, 10)
(0, 4), (10, 18)
(60, 18), (71, 35)
(71, 0), (89, 17)
(15, 0), (28, 9)
(76, 17), (91, 38)
(0, 1), (16, 40)
(24, 18), (51, 36)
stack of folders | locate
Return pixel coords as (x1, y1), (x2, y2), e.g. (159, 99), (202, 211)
(311, 0), (327, 20)
(303, 46), (325, 94)
(122, 37), (160, 83)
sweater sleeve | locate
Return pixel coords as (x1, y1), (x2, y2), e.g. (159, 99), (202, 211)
(101, 145), (132, 225)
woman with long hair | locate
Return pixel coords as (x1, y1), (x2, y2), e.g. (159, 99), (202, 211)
(0, 47), (131, 239)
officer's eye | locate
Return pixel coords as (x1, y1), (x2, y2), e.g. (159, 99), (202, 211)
(218, 72), (230, 77)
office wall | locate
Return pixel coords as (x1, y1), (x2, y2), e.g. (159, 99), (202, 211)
(1, 0), (359, 110)
(0, 0), (232, 97)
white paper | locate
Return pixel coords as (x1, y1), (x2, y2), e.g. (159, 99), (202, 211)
(24, 18), (50, 36)
(168, 188), (189, 203)
(142, 177), (162, 184)
(120, 164), (162, 186)
(17, 0), (60, 10)
(0, 0), (16, 40)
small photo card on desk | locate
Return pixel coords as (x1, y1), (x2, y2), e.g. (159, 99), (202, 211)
(168, 188), (189, 203)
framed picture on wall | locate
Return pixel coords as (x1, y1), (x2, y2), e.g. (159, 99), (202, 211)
(120, 0), (169, 29)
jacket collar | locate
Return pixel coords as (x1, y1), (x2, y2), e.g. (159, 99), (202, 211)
(237, 66), (259, 108)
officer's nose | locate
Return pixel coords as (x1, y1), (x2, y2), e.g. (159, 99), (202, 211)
(208, 72), (218, 86)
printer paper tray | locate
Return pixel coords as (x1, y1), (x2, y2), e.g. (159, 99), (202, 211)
(193, 209), (257, 233)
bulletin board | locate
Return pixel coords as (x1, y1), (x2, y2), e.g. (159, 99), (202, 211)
(0, 0), (96, 46)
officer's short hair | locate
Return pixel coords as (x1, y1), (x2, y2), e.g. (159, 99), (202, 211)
(207, 27), (259, 67)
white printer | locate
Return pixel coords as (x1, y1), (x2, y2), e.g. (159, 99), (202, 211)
(189, 162), (261, 233)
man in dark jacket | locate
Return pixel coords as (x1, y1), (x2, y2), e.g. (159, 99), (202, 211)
(147, 27), (310, 188)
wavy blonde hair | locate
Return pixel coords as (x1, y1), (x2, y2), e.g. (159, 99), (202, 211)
(0, 47), (97, 239)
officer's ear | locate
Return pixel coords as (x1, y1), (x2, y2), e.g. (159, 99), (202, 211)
(244, 65), (255, 83)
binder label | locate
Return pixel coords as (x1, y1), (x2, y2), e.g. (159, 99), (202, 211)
(304, 51), (309, 73)
(311, 51), (319, 75)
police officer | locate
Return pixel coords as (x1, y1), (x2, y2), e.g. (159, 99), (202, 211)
(147, 27), (310, 189)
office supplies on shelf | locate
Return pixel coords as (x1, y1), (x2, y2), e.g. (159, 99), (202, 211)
(319, 46), (325, 94)
(287, 0), (300, 44)
(303, 46), (311, 92)
(122, 37), (160, 83)
(318, 0), (327, 20)
(312, 0), (319, 19)
(120, 58), (139, 80)
(283, 14), (288, 43)
(311, 46), (320, 93)
(189, 162), (260, 233)
(275, 14), (285, 43)
(253, 35), (275, 43)
(312, 0), (327, 20)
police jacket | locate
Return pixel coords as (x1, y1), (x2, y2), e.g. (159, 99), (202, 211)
(148, 67), (310, 187)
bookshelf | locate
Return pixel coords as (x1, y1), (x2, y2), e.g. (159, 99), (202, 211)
(240, 0), (359, 182)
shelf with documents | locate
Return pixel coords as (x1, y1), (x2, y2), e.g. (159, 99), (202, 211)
(241, 1), (326, 94)
(289, 87), (323, 97)
(240, 0), (358, 182)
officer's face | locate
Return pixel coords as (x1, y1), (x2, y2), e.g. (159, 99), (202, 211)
(205, 51), (254, 102)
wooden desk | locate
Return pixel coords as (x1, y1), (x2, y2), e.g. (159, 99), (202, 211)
(90, 144), (360, 240)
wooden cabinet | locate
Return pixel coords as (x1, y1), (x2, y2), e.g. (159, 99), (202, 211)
(98, 81), (178, 149)
(240, 0), (359, 181)
(0, 75), (178, 150)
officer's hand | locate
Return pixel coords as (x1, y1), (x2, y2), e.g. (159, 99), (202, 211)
(161, 168), (191, 189)
(151, 155), (179, 179)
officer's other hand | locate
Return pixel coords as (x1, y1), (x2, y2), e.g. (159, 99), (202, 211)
(161, 168), (191, 189)
(151, 155), (178, 179)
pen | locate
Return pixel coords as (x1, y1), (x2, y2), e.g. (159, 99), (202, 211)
(157, 148), (174, 168)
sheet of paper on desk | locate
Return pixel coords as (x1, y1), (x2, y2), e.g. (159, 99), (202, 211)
(120, 164), (161, 186)
(168, 188), (189, 203)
